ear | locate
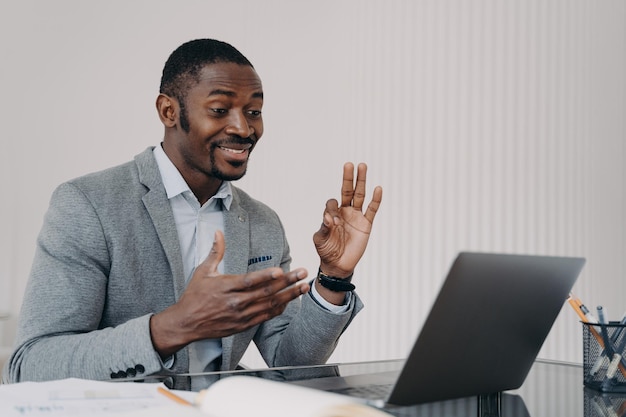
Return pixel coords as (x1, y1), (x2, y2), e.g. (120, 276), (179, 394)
(156, 93), (178, 128)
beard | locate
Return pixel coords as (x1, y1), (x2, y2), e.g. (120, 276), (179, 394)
(207, 136), (256, 181)
(208, 152), (248, 181)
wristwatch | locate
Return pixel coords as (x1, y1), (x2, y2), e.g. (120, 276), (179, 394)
(316, 268), (355, 292)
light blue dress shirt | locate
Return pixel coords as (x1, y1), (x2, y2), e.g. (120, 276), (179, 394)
(153, 145), (228, 377)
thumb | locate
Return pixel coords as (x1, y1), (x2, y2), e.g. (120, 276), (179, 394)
(200, 230), (225, 275)
(313, 212), (333, 244)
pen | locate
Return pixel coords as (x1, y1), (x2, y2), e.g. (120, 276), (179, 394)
(590, 355), (609, 376)
(597, 306), (614, 357)
(588, 304), (612, 373)
(606, 322), (626, 380)
(597, 306), (609, 325)
(157, 386), (193, 407)
(580, 304), (598, 324)
(610, 311), (626, 343)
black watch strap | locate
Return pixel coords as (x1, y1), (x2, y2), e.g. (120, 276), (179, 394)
(317, 268), (355, 292)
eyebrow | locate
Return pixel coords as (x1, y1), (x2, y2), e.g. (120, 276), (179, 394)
(208, 89), (264, 99)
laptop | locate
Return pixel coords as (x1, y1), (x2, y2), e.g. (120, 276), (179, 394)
(293, 252), (585, 406)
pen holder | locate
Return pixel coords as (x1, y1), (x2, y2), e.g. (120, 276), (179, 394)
(583, 322), (626, 392)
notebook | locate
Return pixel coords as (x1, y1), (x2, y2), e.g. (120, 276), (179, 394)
(294, 252), (585, 406)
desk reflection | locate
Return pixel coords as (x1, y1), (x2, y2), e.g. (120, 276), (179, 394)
(584, 388), (626, 417)
(376, 392), (529, 417)
(124, 358), (602, 416)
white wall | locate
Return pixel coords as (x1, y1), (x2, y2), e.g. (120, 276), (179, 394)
(1, 0), (624, 367)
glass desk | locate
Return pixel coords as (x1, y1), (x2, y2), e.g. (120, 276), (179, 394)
(131, 358), (625, 416)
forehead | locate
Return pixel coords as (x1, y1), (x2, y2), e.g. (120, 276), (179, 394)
(188, 62), (263, 99)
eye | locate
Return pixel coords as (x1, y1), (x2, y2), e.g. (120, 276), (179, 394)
(210, 108), (228, 115)
(247, 110), (262, 119)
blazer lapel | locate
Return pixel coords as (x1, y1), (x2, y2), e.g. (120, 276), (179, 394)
(134, 148), (186, 300)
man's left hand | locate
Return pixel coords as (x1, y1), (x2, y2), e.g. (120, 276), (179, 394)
(313, 162), (383, 279)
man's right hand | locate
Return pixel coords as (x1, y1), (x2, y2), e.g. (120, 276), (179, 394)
(149, 230), (310, 358)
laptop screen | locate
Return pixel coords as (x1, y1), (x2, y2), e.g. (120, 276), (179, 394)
(388, 252), (585, 405)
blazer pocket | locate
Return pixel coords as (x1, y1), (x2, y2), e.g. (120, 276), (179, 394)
(247, 255), (274, 270)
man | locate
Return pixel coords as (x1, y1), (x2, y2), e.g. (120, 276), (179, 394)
(2, 39), (383, 390)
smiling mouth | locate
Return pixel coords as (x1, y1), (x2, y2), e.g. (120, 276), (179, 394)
(218, 145), (251, 154)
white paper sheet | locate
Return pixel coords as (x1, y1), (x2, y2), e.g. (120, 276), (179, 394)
(0, 378), (195, 416)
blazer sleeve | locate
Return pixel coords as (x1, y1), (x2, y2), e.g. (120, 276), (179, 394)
(3, 182), (164, 383)
(249, 214), (364, 368)
(261, 289), (364, 367)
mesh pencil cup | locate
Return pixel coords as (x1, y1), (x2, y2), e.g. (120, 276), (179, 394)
(583, 322), (626, 392)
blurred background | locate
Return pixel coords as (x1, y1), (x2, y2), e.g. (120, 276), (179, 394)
(0, 0), (624, 369)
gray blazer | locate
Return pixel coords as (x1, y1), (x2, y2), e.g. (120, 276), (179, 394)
(3, 147), (362, 388)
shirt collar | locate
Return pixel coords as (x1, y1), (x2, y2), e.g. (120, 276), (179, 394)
(153, 144), (233, 210)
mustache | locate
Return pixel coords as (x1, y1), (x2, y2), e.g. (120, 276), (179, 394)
(213, 135), (256, 148)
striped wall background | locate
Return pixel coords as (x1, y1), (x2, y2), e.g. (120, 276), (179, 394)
(1, 1), (625, 386)
(240, 0), (626, 366)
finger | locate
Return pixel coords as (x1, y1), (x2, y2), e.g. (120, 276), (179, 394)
(267, 280), (310, 310)
(341, 162), (355, 207)
(352, 163), (368, 211)
(236, 267), (308, 292)
(228, 270), (308, 320)
(324, 199), (340, 225)
(199, 230), (225, 276)
(268, 280), (310, 308)
(314, 199), (340, 239)
(244, 280), (310, 321)
(364, 185), (383, 223)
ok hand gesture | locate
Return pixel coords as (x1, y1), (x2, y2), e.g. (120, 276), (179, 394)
(313, 163), (383, 279)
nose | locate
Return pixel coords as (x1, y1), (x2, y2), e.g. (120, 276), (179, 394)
(225, 111), (254, 138)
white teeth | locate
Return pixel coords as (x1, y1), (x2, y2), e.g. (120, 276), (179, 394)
(220, 147), (246, 154)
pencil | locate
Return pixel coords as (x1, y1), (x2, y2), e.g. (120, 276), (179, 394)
(157, 386), (193, 406)
(568, 296), (587, 322)
(569, 293), (583, 308)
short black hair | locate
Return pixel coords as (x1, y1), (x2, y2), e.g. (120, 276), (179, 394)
(159, 39), (253, 124)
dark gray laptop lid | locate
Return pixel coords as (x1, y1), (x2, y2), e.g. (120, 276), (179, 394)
(388, 252), (585, 405)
